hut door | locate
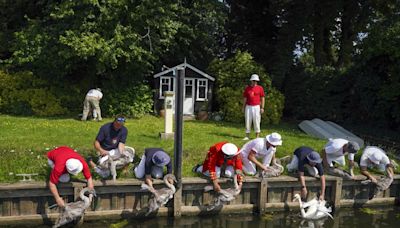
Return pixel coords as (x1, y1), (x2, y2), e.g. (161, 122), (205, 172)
(183, 78), (195, 115)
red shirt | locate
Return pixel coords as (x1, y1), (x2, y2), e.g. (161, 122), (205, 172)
(47, 146), (91, 184)
(201, 142), (243, 178)
(243, 85), (265, 106)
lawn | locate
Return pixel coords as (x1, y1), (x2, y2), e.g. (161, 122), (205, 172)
(0, 114), (393, 183)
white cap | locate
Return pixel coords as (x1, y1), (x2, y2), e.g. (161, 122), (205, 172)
(66, 159), (83, 175)
(370, 152), (382, 165)
(249, 74), (260, 81)
(266, 132), (282, 146)
(221, 143), (238, 156)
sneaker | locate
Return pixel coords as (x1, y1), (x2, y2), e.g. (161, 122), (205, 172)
(192, 164), (201, 173)
(242, 137), (249, 141)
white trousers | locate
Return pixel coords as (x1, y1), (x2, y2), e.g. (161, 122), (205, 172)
(326, 154), (346, 167)
(195, 165), (234, 178)
(134, 155), (165, 179)
(48, 159), (70, 182)
(245, 105), (261, 134)
(286, 156), (319, 177)
(242, 154), (273, 175)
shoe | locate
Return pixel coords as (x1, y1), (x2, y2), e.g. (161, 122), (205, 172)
(192, 164), (201, 173)
(242, 137), (249, 141)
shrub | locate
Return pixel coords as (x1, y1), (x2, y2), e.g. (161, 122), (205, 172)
(104, 84), (153, 118)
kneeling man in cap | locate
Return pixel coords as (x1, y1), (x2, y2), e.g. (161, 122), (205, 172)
(47, 146), (94, 207)
(193, 142), (243, 192)
(286, 146), (325, 200)
(360, 146), (395, 183)
(134, 148), (172, 188)
(239, 132), (283, 176)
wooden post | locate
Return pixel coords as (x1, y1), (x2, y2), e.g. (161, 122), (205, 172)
(258, 178), (268, 213)
(332, 178), (342, 209)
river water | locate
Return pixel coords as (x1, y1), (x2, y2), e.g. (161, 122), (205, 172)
(6, 207), (400, 227)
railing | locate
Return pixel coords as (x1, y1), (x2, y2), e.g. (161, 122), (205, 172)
(0, 175), (399, 226)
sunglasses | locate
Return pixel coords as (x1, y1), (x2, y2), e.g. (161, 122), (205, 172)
(116, 117), (126, 123)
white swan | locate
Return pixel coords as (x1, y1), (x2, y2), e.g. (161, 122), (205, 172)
(52, 187), (96, 228)
(98, 146), (135, 181)
(292, 194), (333, 220)
(204, 174), (242, 211)
(141, 174), (177, 215)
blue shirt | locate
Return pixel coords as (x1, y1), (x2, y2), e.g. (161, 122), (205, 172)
(96, 122), (128, 150)
(144, 148), (172, 175)
(294, 146), (324, 176)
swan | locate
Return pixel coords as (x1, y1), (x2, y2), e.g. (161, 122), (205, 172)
(292, 194), (333, 220)
(98, 146), (135, 181)
(260, 162), (284, 178)
(141, 174), (177, 215)
(361, 175), (393, 199)
(52, 187), (96, 228)
(204, 174), (242, 211)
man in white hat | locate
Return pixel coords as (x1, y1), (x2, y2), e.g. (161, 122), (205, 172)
(193, 142), (243, 192)
(242, 74), (265, 140)
(81, 88), (103, 121)
(321, 139), (360, 179)
(360, 146), (395, 183)
(239, 132), (283, 176)
(47, 146), (94, 207)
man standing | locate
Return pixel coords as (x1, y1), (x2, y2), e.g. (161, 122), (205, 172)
(286, 146), (325, 201)
(88, 116), (130, 178)
(81, 88), (103, 121)
(242, 74), (265, 140)
(47, 146), (94, 207)
(239, 132), (283, 176)
(321, 138), (360, 179)
(360, 146), (395, 183)
(134, 148), (173, 188)
(193, 142), (243, 192)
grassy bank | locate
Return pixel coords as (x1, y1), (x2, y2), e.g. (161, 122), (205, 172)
(0, 114), (395, 183)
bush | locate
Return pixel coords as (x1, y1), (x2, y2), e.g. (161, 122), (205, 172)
(209, 51), (285, 124)
(0, 71), (67, 116)
(104, 84), (153, 118)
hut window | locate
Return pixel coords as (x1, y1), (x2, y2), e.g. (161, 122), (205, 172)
(160, 76), (173, 99)
(196, 79), (208, 101)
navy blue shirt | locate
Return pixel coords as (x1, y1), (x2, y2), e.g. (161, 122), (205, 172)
(294, 146), (324, 176)
(96, 122), (128, 150)
(144, 148), (172, 175)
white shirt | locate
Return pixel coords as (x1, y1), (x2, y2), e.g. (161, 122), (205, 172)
(360, 146), (390, 167)
(86, 89), (103, 100)
(239, 138), (276, 165)
(324, 138), (354, 161)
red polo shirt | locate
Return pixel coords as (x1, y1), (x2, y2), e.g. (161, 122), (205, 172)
(47, 146), (91, 184)
(243, 85), (265, 106)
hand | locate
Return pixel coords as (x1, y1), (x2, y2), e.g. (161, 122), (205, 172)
(213, 183), (221, 192)
(260, 108), (264, 114)
(301, 187), (308, 199)
(100, 150), (109, 157)
(56, 197), (65, 208)
(242, 106), (245, 113)
(238, 182), (243, 190)
(350, 169), (354, 177)
(370, 176), (378, 184)
(319, 194), (325, 201)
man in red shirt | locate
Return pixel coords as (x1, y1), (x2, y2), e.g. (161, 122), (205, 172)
(242, 74), (265, 140)
(193, 142), (243, 192)
(47, 146), (94, 207)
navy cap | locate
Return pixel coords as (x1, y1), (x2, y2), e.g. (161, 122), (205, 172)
(152, 151), (170, 167)
(307, 151), (322, 163)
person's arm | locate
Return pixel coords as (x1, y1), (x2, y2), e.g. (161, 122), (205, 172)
(145, 175), (153, 188)
(299, 172), (307, 199)
(94, 140), (108, 156)
(387, 165), (394, 178)
(87, 177), (94, 190)
(319, 175), (326, 200)
(260, 97), (265, 114)
(248, 151), (268, 171)
(242, 97), (247, 113)
(49, 181), (65, 207)
(349, 160), (355, 176)
(321, 149), (329, 169)
(360, 166), (377, 183)
(118, 142), (125, 155)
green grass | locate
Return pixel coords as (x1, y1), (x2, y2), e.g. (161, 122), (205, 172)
(0, 114), (366, 182)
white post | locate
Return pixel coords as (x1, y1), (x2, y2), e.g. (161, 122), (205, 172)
(160, 91), (175, 139)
